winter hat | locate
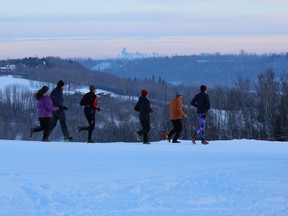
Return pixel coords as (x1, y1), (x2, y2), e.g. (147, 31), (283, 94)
(89, 85), (96, 91)
(200, 85), (207, 92)
(57, 80), (65, 88)
(141, 89), (148, 97)
(176, 90), (184, 96)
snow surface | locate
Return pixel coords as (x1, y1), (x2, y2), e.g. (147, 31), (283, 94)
(74, 88), (138, 101)
(0, 139), (288, 216)
(0, 75), (138, 100)
(0, 75), (40, 91)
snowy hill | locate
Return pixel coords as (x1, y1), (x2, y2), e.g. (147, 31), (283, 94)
(0, 75), (41, 91)
(1, 139), (287, 216)
(0, 75), (137, 100)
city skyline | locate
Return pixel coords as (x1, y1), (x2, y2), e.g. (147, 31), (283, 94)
(0, 0), (288, 59)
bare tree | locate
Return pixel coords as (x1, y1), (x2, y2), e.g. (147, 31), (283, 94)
(235, 77), (257, 138)
(256, 69), (279, 139)
(278, 72), (288, 139)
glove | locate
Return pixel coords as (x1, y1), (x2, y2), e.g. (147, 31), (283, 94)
(63, 106), (68, 111)
(96, 107), (100, 112)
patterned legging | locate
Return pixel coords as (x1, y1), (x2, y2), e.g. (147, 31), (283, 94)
(193, 113), (206, 139)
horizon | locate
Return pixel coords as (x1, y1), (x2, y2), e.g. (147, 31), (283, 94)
(0, 0), (288, 59)
(1, 50), (287, 61)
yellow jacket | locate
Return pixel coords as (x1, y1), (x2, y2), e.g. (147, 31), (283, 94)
(169, 96), (186, 120)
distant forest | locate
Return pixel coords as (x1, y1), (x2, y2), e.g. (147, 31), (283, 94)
(0, 55), (288, 142)
(76, 53), (288, 87)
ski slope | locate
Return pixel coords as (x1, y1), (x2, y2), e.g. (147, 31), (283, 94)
(0, 139), (287, 216)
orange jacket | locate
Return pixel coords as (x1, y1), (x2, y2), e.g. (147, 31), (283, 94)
(169, 96), (186, 120)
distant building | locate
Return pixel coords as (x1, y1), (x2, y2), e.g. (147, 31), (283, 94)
(120, 48), (159, 59)
(121, 48), (127, 58)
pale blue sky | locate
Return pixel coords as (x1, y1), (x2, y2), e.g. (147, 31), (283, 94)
(0, 0), (287, 59)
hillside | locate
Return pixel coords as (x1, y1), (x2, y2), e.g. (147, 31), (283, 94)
(77, 53), (288, 87)
(0, 139), (287, 216)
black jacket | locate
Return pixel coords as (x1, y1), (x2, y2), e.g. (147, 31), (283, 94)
(191, 92), (210, 114)
(50, 87), (64, 111)
(134, 96), (153, 121)
(80, 91), (99, 111)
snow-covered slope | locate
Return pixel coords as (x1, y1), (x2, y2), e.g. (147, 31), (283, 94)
(0, 75), (138, 100)
(0, 139), (287, 216)
(0, 75), (40, 91)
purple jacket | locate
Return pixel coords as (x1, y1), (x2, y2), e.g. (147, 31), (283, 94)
(37, 95), (58, 118)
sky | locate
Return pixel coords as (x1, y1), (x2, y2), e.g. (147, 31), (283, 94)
(0, 0), (288, 59)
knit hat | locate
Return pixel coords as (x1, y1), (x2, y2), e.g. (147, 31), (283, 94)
(141, 89), (148, 97)
(176, 90), (183, 96)
(200, 85), (207, 92)
(57, 80), (65, 88)
(89, 85), (96, 91)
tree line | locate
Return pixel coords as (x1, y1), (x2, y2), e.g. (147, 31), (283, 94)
(0, 57), (287, 142)
(76, 53), (288, 88)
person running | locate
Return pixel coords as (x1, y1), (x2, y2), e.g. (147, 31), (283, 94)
(167, 90), (187, 143)
(191, 85), (210, 145)
(30, 86), (59, 142)
(49, 80), (72, 142)
(134, 89), (153, 144)
(78, 85), (100, 143)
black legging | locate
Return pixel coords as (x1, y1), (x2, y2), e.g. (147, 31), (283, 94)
(168, 119), (183, 142)
(33, 117), (51, 140)
(84, 108), (96, 140)
(139, 119), (150, 143)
